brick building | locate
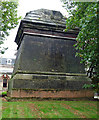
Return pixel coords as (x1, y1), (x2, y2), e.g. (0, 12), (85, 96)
(0, 58), (15, 92)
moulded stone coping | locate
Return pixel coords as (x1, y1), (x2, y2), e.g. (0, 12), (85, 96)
(15, 70), (86, 76)
(11, 73), (91, 84)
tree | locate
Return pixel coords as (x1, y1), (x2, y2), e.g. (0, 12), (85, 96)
(0, 0), (21, 54)
(61, 1), (99, 91)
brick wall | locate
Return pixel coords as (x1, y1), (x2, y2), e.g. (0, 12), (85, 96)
(9, 89), (94, 98)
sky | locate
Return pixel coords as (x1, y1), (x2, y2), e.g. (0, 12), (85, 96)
(1, 0), (67, 59)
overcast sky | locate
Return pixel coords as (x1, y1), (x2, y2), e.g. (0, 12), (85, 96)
(1, 0), (67, 58)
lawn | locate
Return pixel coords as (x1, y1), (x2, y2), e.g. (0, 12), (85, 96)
(2, 100), (98, 119)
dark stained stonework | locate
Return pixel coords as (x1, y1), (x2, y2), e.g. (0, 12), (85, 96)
(25, 9), (65, 25)
(14, 35), (84, 73)
(8, 9), (93, 98)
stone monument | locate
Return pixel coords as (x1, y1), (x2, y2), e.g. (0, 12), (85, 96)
(8, 9), (93, 98)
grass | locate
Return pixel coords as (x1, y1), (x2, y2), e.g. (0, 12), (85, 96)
(2, 100), (98, 118)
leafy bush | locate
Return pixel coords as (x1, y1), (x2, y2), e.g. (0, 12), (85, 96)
(2, 91), (7, 96)
(83, 83), (99, 92)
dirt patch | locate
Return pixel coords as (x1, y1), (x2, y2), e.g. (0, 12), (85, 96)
(2, 106), (7, 110)
(84, 102), (97, 107)
(61, 103), (87, 118)
(52, 106), (58, 114)
(17, 105), (25, 117)
(28, 103), (41, 118)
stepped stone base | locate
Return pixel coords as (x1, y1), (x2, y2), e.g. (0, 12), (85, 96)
(8, 73), (93, 98)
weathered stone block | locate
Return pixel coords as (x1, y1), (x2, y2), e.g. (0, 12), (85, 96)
(14, 35), (84, 74)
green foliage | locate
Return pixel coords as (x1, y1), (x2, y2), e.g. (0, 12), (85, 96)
(2, 91), (7, 96)
(83, 83), (99, 92)
(61, 1), (99, 89)
(0, 0), (21, 53)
